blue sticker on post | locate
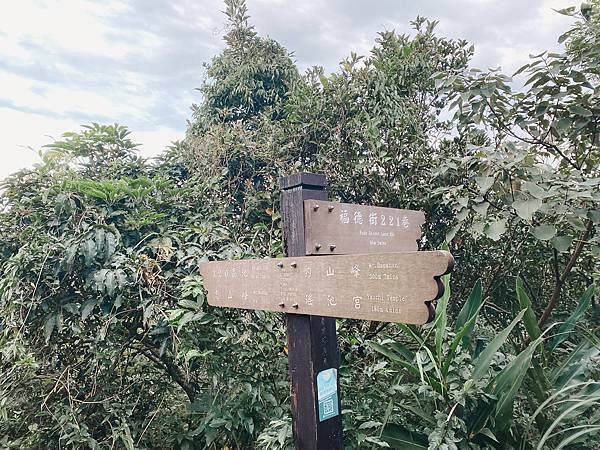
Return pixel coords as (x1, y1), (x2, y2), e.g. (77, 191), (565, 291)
(317, 368), (339, 422)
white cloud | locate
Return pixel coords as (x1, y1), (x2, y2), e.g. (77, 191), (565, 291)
(0, 0), (146, 61)
(0, 106), (182, 181)
(132, 127), (184, 160)
(0, 107), (78, 180)
(0, 71), (156, 121)
(0, 0), (580, 182)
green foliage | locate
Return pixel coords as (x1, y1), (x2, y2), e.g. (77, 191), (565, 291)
(370, 273), (599, 449)
(1, 1), (598, 449)
(190, 0), (299, 130)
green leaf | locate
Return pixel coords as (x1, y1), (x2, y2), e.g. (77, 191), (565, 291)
(550, 286), (594, 352)
(554, 6), (576, 16)
(44, 314), (57, 343)
(531, 224), (557, 241)
(435, 243), (451, 364)
(381, 424), (428, 449)
(105, 271), (117, 297)
(318, 73), (329, 88)
(472, 202), (489, 217)
(478, 428), (499, 443)
(359, 420), (381, 429)
(455, 279), (483, 347)
(516, 277), (541, 341)
(444, 301), (483, 377)
(553, 118), (571, 134)
(472, 309), (526, 382)
(485, 218), (506, 241)
(456, 207), (469, 221)
(81, 299), (97, 320)
(568, 105), (593, 117)
(554, 426), (600, 450)
(552, 235), (573, 253)
(522, 181), (547, 199)
(368, 342), (420, 378)
(95, 227), (106, 257)
(105, 231), (117, 260)
(513, 197), (542, 221)
(82, 239), (96, 265)
(385, 341), (415, 361)
(475, 176), (495, 193)
(553, 341), (600, 390)
(446, 223), (461, 242)
(490, 337), (544, 432)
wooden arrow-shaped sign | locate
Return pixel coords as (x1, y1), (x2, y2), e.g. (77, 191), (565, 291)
(304, 200), (425, 255)
(199, 251), (453, 325)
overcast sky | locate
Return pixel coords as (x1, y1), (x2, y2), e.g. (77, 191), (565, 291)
(0, 0), (576, 181)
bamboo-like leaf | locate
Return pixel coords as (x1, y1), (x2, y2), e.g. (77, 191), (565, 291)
(435, 242), (451, 364)
(550, 286), (594, 352)
(455, 279), (483, 347)
(491, 337), (544, 432)
(555, 426), (600, 450)
(537, 394), (600, 449)
(516, 277), (541, 341)
(443, 302), (484, 377)
(386, 341), (415, 361)
(381, 424), (428, 449)
(553, 341), (600, 390)
(368, 342), (420, 378)
(472, 309), (526, 382)
(397, 323), (425, 347)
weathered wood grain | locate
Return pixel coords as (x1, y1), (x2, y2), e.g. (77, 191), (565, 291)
(199, 251), (453, 325)
(280, 172), (342, 449)
(304, 200), (425, 255)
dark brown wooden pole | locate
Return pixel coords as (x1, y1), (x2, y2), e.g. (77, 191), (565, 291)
(280, 172), (343, 450)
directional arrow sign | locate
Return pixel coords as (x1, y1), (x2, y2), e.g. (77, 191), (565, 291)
(199, 251), (453, 325)
(304, 200), (425, 255)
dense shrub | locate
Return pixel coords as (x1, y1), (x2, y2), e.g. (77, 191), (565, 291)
(1, 1), (598, 448)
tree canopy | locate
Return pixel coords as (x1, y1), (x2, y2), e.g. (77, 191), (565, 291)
(0, 1), (598, 449)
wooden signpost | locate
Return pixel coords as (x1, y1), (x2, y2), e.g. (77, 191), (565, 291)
(198, 172), (454, 449)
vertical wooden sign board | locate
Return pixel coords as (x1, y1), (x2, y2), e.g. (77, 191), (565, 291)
(280, 173), (344, 450)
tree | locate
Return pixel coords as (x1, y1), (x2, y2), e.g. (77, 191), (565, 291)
(189, 0), (299, 132)
(435, 1), (598, 327)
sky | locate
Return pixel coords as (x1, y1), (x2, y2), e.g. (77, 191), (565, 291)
(0, 0), (576, 181)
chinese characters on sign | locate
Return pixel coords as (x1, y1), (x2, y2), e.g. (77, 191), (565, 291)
(199, 251), (453, 325)
(304, 201), (426, 255)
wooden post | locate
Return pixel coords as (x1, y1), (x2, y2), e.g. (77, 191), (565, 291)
(280, 172), (344, 450)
